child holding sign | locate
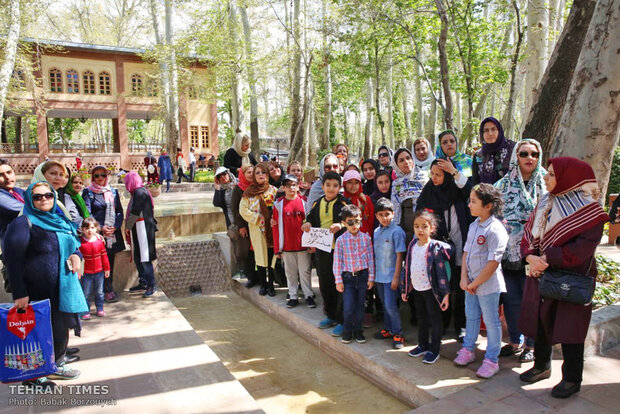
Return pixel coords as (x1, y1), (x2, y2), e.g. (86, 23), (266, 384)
(273, 174), (316, 308)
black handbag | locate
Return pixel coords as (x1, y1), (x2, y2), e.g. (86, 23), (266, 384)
(538, 259), (594, 305)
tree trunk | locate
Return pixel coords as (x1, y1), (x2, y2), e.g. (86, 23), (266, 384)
(165, 0), (180, 150)
(434, 0), (454, 130)
(522, 0), (548, 124)
(548, 0), (561, 56)
(386, 56), (394, 148)
(522, 0), (596, 156)
(290, 59), (313, 162)
(363, 75), (374, 159)
(373, 43), (385, 144)
(551, 0), (620, 196)
(501, 1), (524, 138)
(289, 0), (302, 148)
(228, 0), (243, 130)
(239, 3), (260, 156)
(0, 0), (21, 123)
(308, 98), (317, 167)
(415, 52), (424, 138)
(402, 77), (413, 148)
(455, 92), (462, 134)
(319, 0), (331, 150)
(427, 90), (437, 141)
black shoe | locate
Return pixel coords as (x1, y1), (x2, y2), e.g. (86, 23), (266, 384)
(354, 331), (366, 343)
(551, 380), (581, 399)
(259, 287), (267, 296)
(341, 331), (353, 344)
(66, 347), (79, 356)
(245, 281), (257, 288)
(142, 287), (157, 298)
(306, 296), (317, 308)
(500, 344), (520, 357)
(286, 293), (290, 299)
(22, 377), (57, 389)
(267, 287), (276, 297)
(63, 354), (80, 364)
(520, 367), (551, 383)
(129, 282), (147, 293)
(519, 349), (535, 362)
(286, 299), (298, 308)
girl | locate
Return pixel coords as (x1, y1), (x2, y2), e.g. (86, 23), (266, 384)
(213, 166), (237, 227)
(239, 163), (278, 296)
(402, 210), (452, 364)
(370, 170), (392, 206)
(435, 130), (473, 177)
(65, 173), (90, 227)
(361, 159), (379, 196)
(343, 170), (374, 236)
(412, 138), (435, 173)
(287, 160), (310, 197)
(454, 183), (508, 379)
(79, 217), (110, 319)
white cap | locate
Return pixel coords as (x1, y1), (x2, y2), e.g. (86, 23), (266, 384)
(215, 166), (229, 177)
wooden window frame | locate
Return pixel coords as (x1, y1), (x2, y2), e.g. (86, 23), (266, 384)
(49, 68), (62, 93)
(98, 71), (111, 95)
(83, 70), (95, 94)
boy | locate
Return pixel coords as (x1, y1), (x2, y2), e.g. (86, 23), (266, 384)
(302, 171), (349, 336)
(373, 198), (407, 349)
(273, 174), (316, 308)
(333, 204), (375, 344)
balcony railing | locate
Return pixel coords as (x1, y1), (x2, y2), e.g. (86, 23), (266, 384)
(0, 143), (39, 154)
(0, 142), (166, 154)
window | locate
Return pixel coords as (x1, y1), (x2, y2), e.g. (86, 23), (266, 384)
(66, 69), (79, 93)
(98, 71), (111, 95)
(131, 74), (143, 95)
(145, 78), (158, 97)
(190, 126), (199, 148)
(200, 126), (209, 149)
(11, 69), (25, 88)
(83, 71), (95, 94)
(49, 68), (62, 92)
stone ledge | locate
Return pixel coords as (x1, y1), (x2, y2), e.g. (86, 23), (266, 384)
(586, 303), (620, 356)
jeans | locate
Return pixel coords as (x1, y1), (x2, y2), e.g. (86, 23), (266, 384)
(376, 282), (402, 334)
(315, 250), (343, 323)
(135, 261), (156, 288)
(413, 289), (443, 355)
(502, 267), (535, 347)
(80, 271), (104, 313)
(464, 291), (502, 363)
(189, 162), (196, 182)
(342, 270), (368, 333)
(177, 167), (190, 183)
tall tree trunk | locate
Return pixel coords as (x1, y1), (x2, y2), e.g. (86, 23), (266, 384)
(501, 1), (524, 138)
(386, 56), (394, 148)
(401, 77), (413, 148)
(548, 0), (561, 56)
(427, 91), (437, 141)
(290, 59), (313, 162)
(522, 0), (548, 124)
(0, 0), (20, 122)
(289, 0), (302, 148)
(228, 0), (243, 130)
(415, 51), (424, 138)
(239, 3), (259, 156)
(308, 97), (317, 167)
(551, 0), (620, 196)
(522, 0), (596, 156)
(434, 0), (453, 130)
(319, 0), (331, 150)
(165, 0), (180, 150)
(455, 92), (462, 134)
(373, 43), (385, 144)
(363, 75), (374, 159)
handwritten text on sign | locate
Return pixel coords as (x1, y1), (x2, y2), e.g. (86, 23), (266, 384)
(301, 227), (334, 253)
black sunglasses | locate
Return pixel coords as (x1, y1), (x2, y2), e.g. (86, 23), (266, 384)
(93, 173), (107, 178)
(518, 151), (540, 159)
(32, 192), (54, 201)
(345, 218), (362, 226)
(378, 153), (389, 158)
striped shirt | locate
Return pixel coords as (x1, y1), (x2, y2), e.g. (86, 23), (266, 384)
(333, 230), (375, 284)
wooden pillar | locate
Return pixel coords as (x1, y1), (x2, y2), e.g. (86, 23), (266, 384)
(179, 94), (189, 157)
(15, 117), (22, 147)
(36, 108), (49, 162)
(114, 58), (129, 169)
(209, 103), (219, 156)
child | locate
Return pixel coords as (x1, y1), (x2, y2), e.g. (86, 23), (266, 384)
(373, 198), (406, 349)
(303, 171), (349, 336)
(342, 170), (375, 236)
(287, 160), (310, 197)
(79, 216), (110, 319)
(273, 174), (316, 308)
(403, 210), (452, 364)
(453, 183), (508, 379)
(333, 204), (375, 344)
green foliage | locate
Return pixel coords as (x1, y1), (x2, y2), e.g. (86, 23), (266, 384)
(47, 118), (82, 145)
(194, 170), (214, 183)
(593, 255), (620, 308)
(127, 120), (147, 144)
(606, 147), (620, 203)
(595, 255), (620, 283)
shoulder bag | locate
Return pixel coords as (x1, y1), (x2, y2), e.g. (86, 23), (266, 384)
(538, 258), (594, 305)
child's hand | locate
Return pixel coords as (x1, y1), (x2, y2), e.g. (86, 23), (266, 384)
(239, 227), (248, 238)
(301, 222), (312, 232)
(390, 278), (399, 291)
(336, 282), (344, 293)
(460, 277), (469, 291)
(308, 247), (316, 253)
(401, 293), (408, 302)
(329, 223), (341, 234)
(367, 281), (374, 290)
(440, 294), (450, 311)
(275, 252), (282, 259)
(466, 283), (477, 294)
(104, 271), (110, 278)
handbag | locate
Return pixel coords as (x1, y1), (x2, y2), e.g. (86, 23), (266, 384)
(538, 259), (594, 305)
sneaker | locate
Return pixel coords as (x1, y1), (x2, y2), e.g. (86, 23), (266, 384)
(363, 313), (373, 328)
(341, 331), (353, 344)
(22, 377), (56, 389)
(423, 351), (440, 364)
(142, 287), (157, 298)
(48, 365), (80, 380)
(408, 345), (429, 358)
(476, 358), (500, 379)
(104, 292), (119, 303)
(373, 329), (393, 340)
(81, 313), (91, 320)
(286, 299), (298, 308)
(128, 282), (147, 293)
(259, 287), (267, 296)
(305, 296), (317, 308)
(96, 310), (105, 317)
(331, 324), (345, 337)
(519, 348), (535, 363)
(267, 286), (276, 297)
(354, 331), (366, 343)
(392, 334), (404, 349)
(499, 344), (520, 357)
(453, 347), (476, 366)
(318, 318), (337, 329)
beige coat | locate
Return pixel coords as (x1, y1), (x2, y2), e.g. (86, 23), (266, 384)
(239, 186), (277, 268)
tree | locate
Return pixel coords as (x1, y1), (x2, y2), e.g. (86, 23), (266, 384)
(239, 2), (260, 156)
(521, 0), (548, 123)
(434, 0), (453, 130)
(0, 0), (21, 122)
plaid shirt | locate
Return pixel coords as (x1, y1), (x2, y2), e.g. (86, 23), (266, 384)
(333, 231), (375, 284)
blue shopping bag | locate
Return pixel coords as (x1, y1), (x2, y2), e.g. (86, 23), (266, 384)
(0, 300), (57, 383)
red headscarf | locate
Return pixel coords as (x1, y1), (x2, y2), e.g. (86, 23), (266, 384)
(238, 165), (253, 191)
(343, 170), (374, 236)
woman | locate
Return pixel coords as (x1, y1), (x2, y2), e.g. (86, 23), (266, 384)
(306, 153), (340, 212)
(224, 130), (257, 176)
(83, 166), (125, 303)
(5, 182), (85, 383)
(123, 172), (158, 298)
(415, 158), (473, 341)
(64, 173), (90, 226)
(32, 161), (72, 220)
(435, 129), (473, 177)
(377, 145), (394, 176)
(158, 148), (173, 192)
(287, 161), (310, 197)
(472, 117), (515, 184)
(213, 166), (237, 227)
(412, 137), (435, 173)
(494, 139), (546, 362)
(239, 163), (278, 296)
(231, 165), (257, 286)
(361, 159), (379, 196)
(333, 143), (349, 174)
(391, 148), (429, 245)
(519, 157), (608, 398)
(268, 161), (284, 199)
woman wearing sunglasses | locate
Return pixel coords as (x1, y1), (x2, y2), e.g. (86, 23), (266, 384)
(494, 139), (547, 363)
(83, 166), (125, 303)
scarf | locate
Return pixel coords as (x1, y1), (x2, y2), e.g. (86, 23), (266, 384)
(391, 148), (428, 204)
(124, 171), (154, 222)
(88, 166), (117, 248)
(243, 163), (277, 245)
(413, 138), (435, 171)
(219, 171), (238, 191)
(233, 131), (251, 166)
(343, 177), (372, 233)
(32, 162), (72, 220)
(436, 130), (473, 177)
(238, 165), (253, 191)
(65, 173), (90, 219)
(474, 117), (514, 183)
(523, 157), (608, 254)
(494, 139), (547, 264)
(361, 159), (378, 196)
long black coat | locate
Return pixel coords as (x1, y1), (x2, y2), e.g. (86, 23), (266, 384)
(126, 187), (157, 262)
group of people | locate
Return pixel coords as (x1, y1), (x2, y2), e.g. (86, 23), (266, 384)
(145, 146), (198, 192)
(215, 118), (607, 398)
(0, 159), (158, 389)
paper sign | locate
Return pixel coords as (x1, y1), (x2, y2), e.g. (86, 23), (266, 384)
(302, 227), (334, 253)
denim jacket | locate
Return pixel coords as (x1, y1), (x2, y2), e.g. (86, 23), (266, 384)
(402, 238), (452, 304)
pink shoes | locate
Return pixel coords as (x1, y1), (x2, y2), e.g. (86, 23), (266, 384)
(476, 358), (500, 379)
(453, 347), (476, 366)
(96, 310), (105, 317)
(81, 313), (91, 320)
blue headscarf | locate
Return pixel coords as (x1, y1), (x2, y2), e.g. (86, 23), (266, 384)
(24, 182), (87, 314)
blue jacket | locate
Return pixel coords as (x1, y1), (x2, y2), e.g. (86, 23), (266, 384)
(402, 238), (452, 305)
(158, 154), (173, 181)
(0, 187), (25, 242)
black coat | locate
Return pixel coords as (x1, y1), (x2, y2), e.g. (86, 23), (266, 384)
(224, 148), (257, 177)
(305, 194), (350, 241)
(126, 187), (157, 262)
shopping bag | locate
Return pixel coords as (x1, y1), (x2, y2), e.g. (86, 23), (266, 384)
(0, 300), (57, 383)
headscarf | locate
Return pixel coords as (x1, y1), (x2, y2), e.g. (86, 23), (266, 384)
(370, 170), (392, 205)
(243, 162), (276, 246)
(412, 138), (435, 170)
(124, 171), (154, 222)
(87, 165), (117, 248)
(361, 159), (378, 196)
(306, 153), (339, 211)
(238, 165), (253, 192)
(233, 130), (251, 166)
(32, 161), (72, 220)
(391, 147), (428, 223)
(436, 130), (473, 177)
(65, 173), (90, 219)
(475, 117), (514, 183)
(343, 170), (373, 235)
(523, 157), (609, 254)
(494, 139), (547, 265)
(216, 167), (237, 191)
(146, 151), (152, 158)
(243, 163), (271, 198)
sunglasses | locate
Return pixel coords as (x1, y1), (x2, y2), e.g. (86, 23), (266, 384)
(518, 151), (540, 159)
(93, 173), (107, 178)
(324, 164), (338, 170)
(345, 218), (362, 226)
(378, 153), (389, 158)
(32, 192), (54, 201)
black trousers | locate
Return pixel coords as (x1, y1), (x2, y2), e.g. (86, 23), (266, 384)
(413, 289), (443, 355)
(442, 265), (465, 333)
(315, 250), (343, 323)
(176, 167), (190, 183)
(104, 248), (115, 294)
(235, 233), (257, 283)
(256, 248), (275, 289)
(51, 309), (69, 364)
(534, 321), (585, 383)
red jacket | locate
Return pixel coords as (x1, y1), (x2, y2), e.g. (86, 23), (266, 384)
(272, 195), (307, 254)
(79, 237), (111, 275)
